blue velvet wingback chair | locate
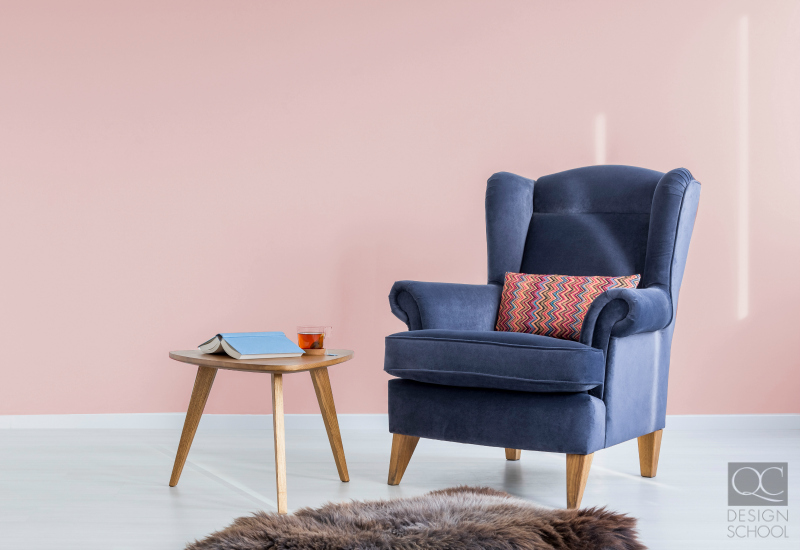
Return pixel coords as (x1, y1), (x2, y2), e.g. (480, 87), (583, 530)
(384, 165), (700, 508)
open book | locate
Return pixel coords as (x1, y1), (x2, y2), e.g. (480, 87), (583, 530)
(198, 332), (304, 360)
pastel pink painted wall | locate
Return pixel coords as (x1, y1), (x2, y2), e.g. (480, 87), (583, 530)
(1, 1), (798, 416)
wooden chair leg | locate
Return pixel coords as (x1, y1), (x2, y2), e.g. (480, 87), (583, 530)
(309, 367), (349, 482)
(271, 373), (288, 514)
(637, 429), (663, 478)
(388, 433), (419, 485)
(505, 448), (521, 460)
(566, 453), (594, 509)
(169, 366), (217, 487)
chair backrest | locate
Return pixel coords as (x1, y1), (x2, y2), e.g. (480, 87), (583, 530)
(486, 165), (701, 313)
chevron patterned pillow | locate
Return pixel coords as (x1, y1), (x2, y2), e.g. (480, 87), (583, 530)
(495, 272), (641, 341)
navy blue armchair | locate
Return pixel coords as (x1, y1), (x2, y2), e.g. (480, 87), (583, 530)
(384, 165), (700, 508)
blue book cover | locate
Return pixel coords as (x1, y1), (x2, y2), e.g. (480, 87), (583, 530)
(199, 332), (304, 359)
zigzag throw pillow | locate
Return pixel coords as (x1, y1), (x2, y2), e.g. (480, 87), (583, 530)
(495, 272), (641, 341)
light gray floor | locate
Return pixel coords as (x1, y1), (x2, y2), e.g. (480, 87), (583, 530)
(0, 427), (797, 549)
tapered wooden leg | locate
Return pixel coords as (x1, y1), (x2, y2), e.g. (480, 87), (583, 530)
(566, 453), (594, 509)
(271, 373), (287, 514)
(505, 448), (522, 460)
(637, 429), (663, 478)
(388, 433), (419, 485)
(309, 367), (349, 482)
(169, 366), (217, 487)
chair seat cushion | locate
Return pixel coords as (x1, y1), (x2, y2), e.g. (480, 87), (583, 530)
(384, 329), (605, 393)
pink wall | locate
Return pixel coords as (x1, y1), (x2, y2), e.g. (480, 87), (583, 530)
(1, 1), (798, 416)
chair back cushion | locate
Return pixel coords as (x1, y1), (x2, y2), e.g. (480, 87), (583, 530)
(496, 272), (640, 341)
(519, 165), (662, 278)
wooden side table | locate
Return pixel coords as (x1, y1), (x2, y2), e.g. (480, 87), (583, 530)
(167, 349), (354, 514)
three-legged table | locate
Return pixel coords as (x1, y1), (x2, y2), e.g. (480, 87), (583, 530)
(166, 349), (354, 514)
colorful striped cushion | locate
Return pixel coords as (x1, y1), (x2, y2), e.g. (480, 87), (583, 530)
(495, 272), (641, 341)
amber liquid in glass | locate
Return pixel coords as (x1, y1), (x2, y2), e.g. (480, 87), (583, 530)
(298, 332), (325, 349)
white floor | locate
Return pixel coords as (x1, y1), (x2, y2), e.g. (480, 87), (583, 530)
(0, 427), (797, 550)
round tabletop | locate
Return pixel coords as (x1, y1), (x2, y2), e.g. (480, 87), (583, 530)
(168, 349), (354, 373)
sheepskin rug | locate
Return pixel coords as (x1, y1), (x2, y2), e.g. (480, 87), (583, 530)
(187, 486), (646, 550)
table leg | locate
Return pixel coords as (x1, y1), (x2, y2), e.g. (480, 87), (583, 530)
(169, 366), (217, 487)
(271, 373), (288, 514)
(309, 367), (349, 482)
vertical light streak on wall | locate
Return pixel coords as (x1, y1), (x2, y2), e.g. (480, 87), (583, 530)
(594, 113), (606, 165)
(737, 16), (749, 320)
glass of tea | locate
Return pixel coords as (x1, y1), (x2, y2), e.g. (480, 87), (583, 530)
(297, 326), (329, 350)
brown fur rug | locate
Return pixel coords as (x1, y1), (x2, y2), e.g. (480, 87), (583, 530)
(186, 486), (646, 550)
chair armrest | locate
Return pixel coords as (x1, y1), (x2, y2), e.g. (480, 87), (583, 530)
(579, 287), (672, 351)
(389, 281), (503, 331)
